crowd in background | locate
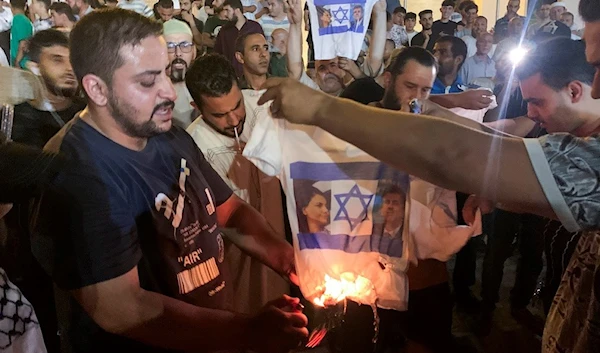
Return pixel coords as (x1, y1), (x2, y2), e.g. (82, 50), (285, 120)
(0, 0), (598, 352)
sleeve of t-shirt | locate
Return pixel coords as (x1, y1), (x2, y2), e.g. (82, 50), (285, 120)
(36, 168), (142, 290)
(13, 16), (33, 43)
(242, 95), (284, 177)
(203, 17), (214, 33)
(195, 18), (204, 32)
(523, 134), (600, 233)
(143, 5), (154, 17)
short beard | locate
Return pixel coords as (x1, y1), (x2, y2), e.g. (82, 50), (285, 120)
(43, 75), (78, 98)
(107, 92), (175, 138)
(382, 88), (401, 111)
(169, 58), (188, 83)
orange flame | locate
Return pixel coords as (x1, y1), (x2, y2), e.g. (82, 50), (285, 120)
(312, 272), (374, 307)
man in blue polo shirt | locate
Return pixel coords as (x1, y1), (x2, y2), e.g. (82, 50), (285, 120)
(431, 36), (467, 94)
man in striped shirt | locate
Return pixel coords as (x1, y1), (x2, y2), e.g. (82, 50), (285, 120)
(117, 0), (154, 17)
(258, 0), (289, 42)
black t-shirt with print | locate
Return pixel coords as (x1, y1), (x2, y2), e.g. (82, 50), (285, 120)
(430, 20), (457, 49)
(32, 118), (233, 353)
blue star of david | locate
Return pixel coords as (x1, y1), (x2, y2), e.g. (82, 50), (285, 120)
(333, 184), (374, 230)
(331, 6), (349, 25)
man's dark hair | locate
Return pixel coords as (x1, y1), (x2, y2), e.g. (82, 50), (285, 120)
(50, 2), (77, 22)
(234, 32), (264, 54)
(579, 0), (600, 22)
(185, 54), (239, 109)
(441, 0), (455, 8)
(11, 0), (27, 10)
(419, 9), (433, 18)
(381, 185), (405, 200)
(387, 47), (438, 77)
(464, 2), (478, 13)
(157, 0), (174, 9)
(435, 36), (468, 66)
(516, 38), (595, 90)
(458, 0), (474, 11)
(70, 8), (162, 88)
(405, 12), (417, 20)
(28, 29), (69, 63)
(393, 6), (406, 15)
(224, 0), (243, 12)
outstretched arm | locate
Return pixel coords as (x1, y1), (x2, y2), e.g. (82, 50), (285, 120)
(286, 0), (304, 80)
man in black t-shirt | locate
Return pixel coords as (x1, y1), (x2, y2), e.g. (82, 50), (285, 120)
(32, 8), (308, 353)
(411, 9), (434, 51)
(12, 29), (84, 149)
(429, 1), (458, 49)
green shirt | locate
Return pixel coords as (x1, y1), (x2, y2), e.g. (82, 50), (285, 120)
(203, 16), (228, 36)
(268, 52), (288, 78)
(10, 14), (33, 66)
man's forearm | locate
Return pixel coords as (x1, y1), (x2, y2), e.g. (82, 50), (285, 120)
(365, 9), (385, 76)
(190, 23), (203, 46)
(315, 97), (554, 216)
(287, 23), (304, 80)
(224, 202), (293, 276)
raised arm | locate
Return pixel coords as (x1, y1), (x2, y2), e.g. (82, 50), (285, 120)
(286, 0), (304, 80)
(259, 78), (554, 218)
(363, 0), (386, 77)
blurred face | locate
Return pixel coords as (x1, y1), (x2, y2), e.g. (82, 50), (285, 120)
(509, 17), (524, 36)
(353, 7), (363, 22)
(315, 58), (345, 94)
(157, 5), (174, 21)
(320, 9), (331, 26)
(180, 0), (192, 11)
(382, 59), (436, 111)
(476, 33), (493, 55)
(405, 17), (416, 31)
(584, 21), (600, 99)
(37, 45), (77, 97)
(393, 11), (404, 26)
(538, 4), (551, 20)
(199, 82), (247, 137)
(440, 5), (454, 21)
(66, 0), (79, 13)
(239, 34), (269, 75)
(51, 11), (66, 27)
(271, 29), (287, 54)
(507, 1), (520, 16)
(381, 193), (405, 227)
(560, 13), (573, 28)
(31, 0), (47, 16)
(473, 17), (488, 38)
(550, 6), (565, 21)
(267, 0), (283, 17)
(520, 73), (583, 133)
(420, 13), (433, 30)
(223, 4), (236, 21)
(165, 33), (196, 83)
(433, 41), (461, 76)
(303, 194), (329, 231)
(106, 36), (177, 138)
(464, 8), (477, 25)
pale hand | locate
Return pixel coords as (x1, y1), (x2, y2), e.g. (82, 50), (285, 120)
(458, 89), (494, 110)
(373, 0), (386, 13)
(285, 0), (303, 25)
(248, 295), (309, 353)
(258, 78), (330, 126)
(181, 10), (194, 24)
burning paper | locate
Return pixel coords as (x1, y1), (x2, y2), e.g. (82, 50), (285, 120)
(312, 272), (375, 307)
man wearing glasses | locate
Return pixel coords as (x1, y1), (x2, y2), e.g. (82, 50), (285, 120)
(164, 19), (199, 128)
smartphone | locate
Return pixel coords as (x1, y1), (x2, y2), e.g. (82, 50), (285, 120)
(409, 99), (421, 114)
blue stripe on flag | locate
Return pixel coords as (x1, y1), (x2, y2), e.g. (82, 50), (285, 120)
(297, 232), (404, 257)
(290, 161), (403, 181)
(315, 0), (366, 5)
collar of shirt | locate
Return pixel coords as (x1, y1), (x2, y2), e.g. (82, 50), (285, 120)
(239, 73), (271, 90)
(472, 54), (492, 64)
(432, 76), (465, 94)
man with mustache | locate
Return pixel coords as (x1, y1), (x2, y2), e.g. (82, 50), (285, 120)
(186, 53), (290, 315)
(163, 19), (198, 128)
(13, 29), (84, 148)
(32, 9), (307, 353)
(235, 32), (270, 90)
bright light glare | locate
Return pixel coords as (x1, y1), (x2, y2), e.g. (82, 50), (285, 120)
(509, 47), (528, 66)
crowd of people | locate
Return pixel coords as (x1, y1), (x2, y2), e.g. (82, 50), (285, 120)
(0, 0), (598, 352)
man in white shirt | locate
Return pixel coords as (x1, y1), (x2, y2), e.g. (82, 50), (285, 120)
(30, 0), (53, 32)
(404, 12), (418, 45)
(163, 19), (198, 128)
(66, 0), (93, 19)
(462, 16), (496, 58)
(459, 32), (496, 85)
(560, 11), (582, 40)
(185, 54), (289, 314)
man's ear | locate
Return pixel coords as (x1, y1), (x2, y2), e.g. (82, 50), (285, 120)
(567, 81), (585, 104)
(82, 74), (110, 107)
(234, 51), (244, 65)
